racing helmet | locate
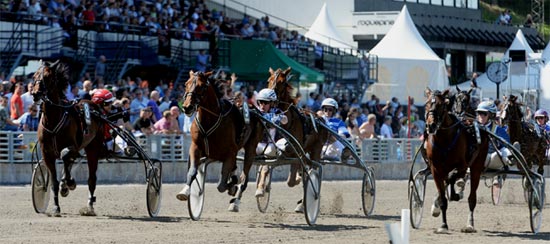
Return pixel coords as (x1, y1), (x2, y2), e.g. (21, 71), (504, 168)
(535, 109), (548, 119)
(257, 88), (277, 102)
(475, 100), (497, 114)
(321, 98), (338, 110)
(92, 89), (115, 105)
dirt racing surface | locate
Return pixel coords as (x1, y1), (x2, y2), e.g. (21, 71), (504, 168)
(1, 179), (549, 243)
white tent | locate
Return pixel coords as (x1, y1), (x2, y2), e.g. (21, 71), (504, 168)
(538, 42), (550, 108)
(364, 5), (448, 105)
(457, 29), (540, 103)
(305, 3), (351, 49)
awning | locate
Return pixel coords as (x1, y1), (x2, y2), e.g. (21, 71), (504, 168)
(229, 40), (325, 83)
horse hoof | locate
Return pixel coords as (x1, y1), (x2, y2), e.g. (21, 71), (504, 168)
(228, 199), (240, 212)
(60, 185), (69, 197)
(176, 185), (190, 201)
(67, 179), (76, 190)
(431, 204), (441, 217)
(51, 206), (61, 217)
(435, 227), (448, 234)
(287, 176), (302, 187)
(461, 226), (476, 233)
(79, 206), (96, 216)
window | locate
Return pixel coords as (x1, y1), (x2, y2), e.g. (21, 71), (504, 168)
(418, 0), (430, 4)
(466, 54), (474, 74)
(443, 0), (454, 7)
(431, 0), (442, 5)
(467, 0), (478, 9)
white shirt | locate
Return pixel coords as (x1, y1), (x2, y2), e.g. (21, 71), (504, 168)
(380, 123), (393, 139)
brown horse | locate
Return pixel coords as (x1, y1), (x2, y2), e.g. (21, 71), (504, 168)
(176, 71), (263, 212)
(267, 67), (329, 210)
(500, 95), (547, 174)
(31, 60), (104, 216)
(425, 89), (489, 233)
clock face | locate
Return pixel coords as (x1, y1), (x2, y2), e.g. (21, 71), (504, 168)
(486, 62), (508, 84)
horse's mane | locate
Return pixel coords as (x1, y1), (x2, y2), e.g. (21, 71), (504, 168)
(40, 60), (71, 99)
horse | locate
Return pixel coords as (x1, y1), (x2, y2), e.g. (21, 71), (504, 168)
(31, 60), (104, 216)
(452, 86), (476, 121)
(500, 94), (547, 174)
(267, 67), (329, 210)
(424, 89), (489, 233)
(176, 71), (263, 212)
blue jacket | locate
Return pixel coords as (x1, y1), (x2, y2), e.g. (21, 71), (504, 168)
(483, 122), (509, 154)
(324, 116), (350, 138)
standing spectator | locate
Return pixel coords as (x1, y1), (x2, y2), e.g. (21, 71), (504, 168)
(195, 49), (210, 72)
(359, 54), (370, 84)
(524, 14), (534, 28)
(153, 110), (172, 134)
(0, 95), (19, 131)
(380, 115), (393, 138)
(23, 104), (39, 131)
(130, 88), (148, 123)
(133, 107), (155, 135)
(147, 90), (162, 121)
(20, 82), (34, 113)
(95, 55), (106, 83)
(314, 42), (323, 70)
(359, 114), (377, 139)
(10, 82), (23, 120)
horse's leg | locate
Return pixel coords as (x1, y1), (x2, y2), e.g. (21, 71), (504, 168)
(462, 163), (483, 233)
(448, 169), (466, 201)
(59, 147), (80, 197)
(44, 153), (61, 217)
(432, 171), (449, 233)
(229, 149), (254, 212)
(81, 146), (99, 216)
(176, 144), (200, 201)
(217, 155), (235, 193)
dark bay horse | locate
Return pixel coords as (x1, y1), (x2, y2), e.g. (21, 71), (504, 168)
(425, 89), (489, 233)
(31, 60), (104, 216)
(500, 95), (547, 174)
(176, 71), (263, 212)
(267, 67), (329, 210)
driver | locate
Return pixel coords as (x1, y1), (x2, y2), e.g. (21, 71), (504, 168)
(534, 109), (550, 135)
(320, 98), (351, 161)
(92, 89), (132, 155)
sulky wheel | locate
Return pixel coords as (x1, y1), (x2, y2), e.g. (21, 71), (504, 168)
(32, 161), (51, 214)
(409, 171), (427, 229)
(146, 160), (162, 217)
(491, 175), (504, 206)
(528, 177), (545, 234)
(256, 166), (272, 213)
(304, 168), (322, 226)
(188, 163), (207, 221)
(362, 169), (376, 216)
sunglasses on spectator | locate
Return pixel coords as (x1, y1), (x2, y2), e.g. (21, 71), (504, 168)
(477, 111), (488, 116)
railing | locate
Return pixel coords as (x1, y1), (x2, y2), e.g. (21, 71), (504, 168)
(0, 131), (422, 164)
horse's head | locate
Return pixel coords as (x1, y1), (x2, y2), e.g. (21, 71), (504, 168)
(267, 67), (294, 103)
(425, 88), (450, 134)
(31, 60), (70, 103)
(452, 86), (472, 116)
(182, 70), (213, 116)
(500, 94), (522, 124)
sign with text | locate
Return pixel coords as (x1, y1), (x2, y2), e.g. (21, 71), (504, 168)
(352, 11), (399, 37)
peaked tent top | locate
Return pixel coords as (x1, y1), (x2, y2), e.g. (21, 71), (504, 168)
(504, 29), (534, 58)
(542, 41), (550, 62)
(369, 5), (440, 61)
(304, 3), (351, 49)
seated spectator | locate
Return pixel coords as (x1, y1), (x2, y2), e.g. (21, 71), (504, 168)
(380, 115), (394, 138)
(133, 107), (155, 135)
(169, 106), (183, 134)
(153, 110), (172, 134)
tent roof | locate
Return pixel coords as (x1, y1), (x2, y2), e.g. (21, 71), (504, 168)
(542, 41), (550, 62)
(369, 5), (441, 61)
(230, 40), (324, 83)
(504, 29), (534, 58)
(304, 3), (351, 49)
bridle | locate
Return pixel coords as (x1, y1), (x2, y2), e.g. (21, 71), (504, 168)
(267, 69), (294, 111)
(426, 92), (460, 135)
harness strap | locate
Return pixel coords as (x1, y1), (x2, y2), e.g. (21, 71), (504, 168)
(194, 100), (231, 156)
(430, 127), (462, 155)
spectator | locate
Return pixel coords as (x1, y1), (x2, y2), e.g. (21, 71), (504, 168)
(95, 55), (106, 82)
(314, 42), (323, 69)
(133, 107), (155, 135)
(79, 80), (93, 100)
(153, 110), (172, 134)
(345, 107), (361, 140)
(380, 115), (393, 138)
(524, 14), (534, 28)
(147, 90), (162, 121)
(0, 95), (19, 131)
(10, 82), (23, 120)
(23, 104), (39, 131)
(195, 49), (210, 72)
(359, 114), (377, 139)
(130, 88), (148, 123)
(169, 105), (183, 134)
(359, 54), (369, 84)
(20, 82), (34, 113)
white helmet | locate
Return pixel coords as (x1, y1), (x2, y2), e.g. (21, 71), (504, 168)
(257, 88), (277, 102)
(321, 98), (338, 110)
(476, 100), (497, 114)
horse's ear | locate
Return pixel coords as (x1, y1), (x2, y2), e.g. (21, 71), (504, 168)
(189, 70), (194, 76)
(269, 67), (274, 74)
(284, 67), (292, 74)
(467, 88), (473, 95)
(455, 85), (461, 92)
(442, 89), (450, 97)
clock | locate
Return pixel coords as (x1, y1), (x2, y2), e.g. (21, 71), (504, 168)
(486, 62), (508, 84)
